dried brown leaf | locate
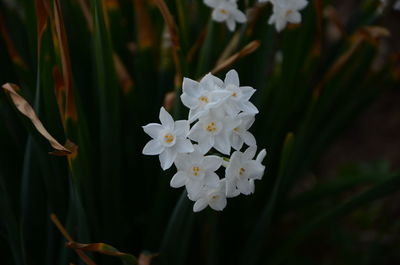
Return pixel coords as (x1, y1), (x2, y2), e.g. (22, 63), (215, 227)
(53, 0), (77, 121)
(2, 83), (74, 156)
(211, 40), (261, 75)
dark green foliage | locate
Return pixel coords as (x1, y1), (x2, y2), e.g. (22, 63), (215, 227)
(0, 0), (399, 265)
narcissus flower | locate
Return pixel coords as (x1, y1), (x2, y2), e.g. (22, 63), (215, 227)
(204, 0), (247, 31)
(181, 74), (230, 122)
(170, 146), (222, 199)
(267, 0), (308, 32)
(192, 180), (228, 212)
(142, 107), (194, 170)
(225, 146), (266, 197)
(189, 109), (239, 155)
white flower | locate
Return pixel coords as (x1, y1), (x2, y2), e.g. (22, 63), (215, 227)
(142, 107), (194, 170)
(181, 73), (229, 122)
(268, 0), (308, 32)
(188, 109), (239, 155)
(231, 113), (257, 150)
(204, 0), (247, 32)
(170, 146), (222, 199)
(395, 0), (400, 10)
(192, 179), (228, 212)
(225, 146), (266, 197)
(220, 69), (258, 116)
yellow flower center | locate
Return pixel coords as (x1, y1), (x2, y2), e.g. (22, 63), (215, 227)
(233, 127), (239, 132)
(206, 122), (217, 132)
(239, 167), (246, 176)
(199, 96), (209, 103)
(220, 8), (228, 15)
(164, 133), (175, 144)
(192, 166), (200, 176)
(232, 92), (237, 97)
(211, 195), (220, 200)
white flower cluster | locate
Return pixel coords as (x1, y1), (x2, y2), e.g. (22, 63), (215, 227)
(142, 69), (266, 212)
(202, 0), (308, 32)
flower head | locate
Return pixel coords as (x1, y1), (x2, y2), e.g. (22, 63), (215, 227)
(142, 107), (194, 170)
(268, 0), (308, 32)
(204, 0), (247, 31)
(181, 73), (229, 122)
(170, 146), (222, 199)
(192, 179), (228, 212)
(225, 146), (266, 197)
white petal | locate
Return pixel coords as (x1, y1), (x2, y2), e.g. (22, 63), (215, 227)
(245, 161), (265, 180)
(233, 9), (247, 23)
(174, 120), (190, 137)
(204, 172), (220, 187)
(170, 172), (186, 188)
(225, 179), (238, 197)
(174, 153), (189, 170)
(287, 11), (301, 24)
(142, 139), (164, 155)
(275, 17), (287, 32)
(196, 136), (214, 154)
(212, 8), (228, 22)
(224, 70), (240, 86)
(231, 134), (244, 150)
(203, 155), (223, 171)
(186, 180), (203, 198)
(241, 131), (257, 147)
(237, 179), (254, 195)
(239, 101), (259, 114)
(182, 78), (199, 97)
(188, 122), (203, 142)
(175, 138), (194, 153)
(214, 134), (231, 155)
(209, 194), (227, 211)
(181, 93), (198, 109)
(226, 18), (236, 31)
(243, 146), (257, 160)
(256, 149), (267, 163)
(159, 148), (177, 170)
(142, 123), (163, 139)
(193, 198), (208, 212)
(159, 107), (174, 130)
(240, 114), (255, 130)
(240, 86), (256, 101)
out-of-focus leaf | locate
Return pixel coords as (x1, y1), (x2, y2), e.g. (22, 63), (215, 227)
(66, 242), (138, 265)
(271, 173), (400, 265)
(241, 132), (294, 265)
(53, 0), (77, 123)
(2, 83), (75, 155)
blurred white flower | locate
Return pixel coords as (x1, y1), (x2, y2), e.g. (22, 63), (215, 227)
(395, 0), (400, 10)
(231, 113), (257, 150)
(268, 0), (308, 32)
(189, 109), (239, 155)
(192, 180), (228, 212)
(181, 73), (230, 122)
(225, 146), (266, 197)
(204, 0), (247, 31)
(170, 146), (222, 199)
(142, 107), (194, 170)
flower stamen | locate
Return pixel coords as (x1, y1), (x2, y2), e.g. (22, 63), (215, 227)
(164, 133), (175, 144)
(206, 122), (217, 132)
